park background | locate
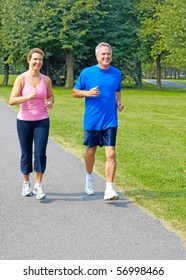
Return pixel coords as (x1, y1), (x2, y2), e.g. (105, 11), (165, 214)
(0, 0), (186, 242)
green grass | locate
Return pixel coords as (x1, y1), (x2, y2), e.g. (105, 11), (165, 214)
(1, 75), (186, 241)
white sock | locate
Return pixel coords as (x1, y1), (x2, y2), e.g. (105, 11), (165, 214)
(86, 173), (94, 180)
(106, 182), (113, 190)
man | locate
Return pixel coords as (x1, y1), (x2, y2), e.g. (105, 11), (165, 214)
(72, 42), (124, 200)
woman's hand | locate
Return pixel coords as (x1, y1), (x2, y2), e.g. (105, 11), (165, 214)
(45, 98), (53, 109)
(27, 88), (37, 100)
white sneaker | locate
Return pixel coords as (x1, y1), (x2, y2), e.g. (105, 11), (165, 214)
(22, 181), (33, 197)
(104, 185), (119, 200)
(33, 184), (46, 200)
(85, 177), (95, 195)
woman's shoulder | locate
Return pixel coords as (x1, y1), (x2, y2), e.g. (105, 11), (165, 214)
(42, 74), (51, 81)
(42, 74), (52, 88)
(14, 72), (25, 86)
(17, 72), (26, 79)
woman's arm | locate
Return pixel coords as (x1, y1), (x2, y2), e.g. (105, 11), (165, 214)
(45, 76), (54, 109)
(9, 74), (36, 106)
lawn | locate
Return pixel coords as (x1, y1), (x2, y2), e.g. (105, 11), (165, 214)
(1, 75), (186, 241)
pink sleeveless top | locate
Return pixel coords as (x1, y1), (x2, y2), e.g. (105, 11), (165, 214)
(17, 73), (49, 121)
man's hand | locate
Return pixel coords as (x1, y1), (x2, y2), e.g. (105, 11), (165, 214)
(117, 101), (124, 111)
(88, 86), (100, 97)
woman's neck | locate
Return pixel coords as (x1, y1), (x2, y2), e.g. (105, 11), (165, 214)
(27, 69), (40, 78)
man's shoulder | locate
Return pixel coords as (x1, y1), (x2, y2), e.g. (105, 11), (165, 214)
(83, 65), (97, 71)
(80, 65), (98, 75)
(110, 65), (121, 74)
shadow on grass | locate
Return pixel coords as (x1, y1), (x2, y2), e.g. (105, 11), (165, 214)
(125, 189), (186, 199)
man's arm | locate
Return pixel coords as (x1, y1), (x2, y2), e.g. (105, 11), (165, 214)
(116, 91), (124, 111)
(72, 86), (100, 98)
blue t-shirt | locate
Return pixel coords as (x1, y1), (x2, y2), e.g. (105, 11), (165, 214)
(74, 65), (122, 130)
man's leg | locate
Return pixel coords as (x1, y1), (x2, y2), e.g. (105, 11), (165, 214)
(104, 146), (119, 200)
(84, 146), (97, 195)
(84, 146), (97, 174)
(104, 146), (116, 182)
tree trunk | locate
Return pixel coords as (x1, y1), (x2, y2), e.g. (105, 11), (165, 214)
(174, 68), (177, 79)
(164, 68), (167, 79)
(170, 68), (173, 79)
(178, 69), (180, 79)
(135, 61), (142, 86)
(65, 50), (74, 88)
(156, 54), (161, 89)
(2, 64), (9, 86)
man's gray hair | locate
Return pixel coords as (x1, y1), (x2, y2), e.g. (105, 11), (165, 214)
(95, 42), (112, 55)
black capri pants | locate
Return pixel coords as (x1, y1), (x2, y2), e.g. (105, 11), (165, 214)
(17, 118), (50, 175)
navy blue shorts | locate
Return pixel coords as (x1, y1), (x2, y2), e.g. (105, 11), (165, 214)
(84, 127), (117, 148)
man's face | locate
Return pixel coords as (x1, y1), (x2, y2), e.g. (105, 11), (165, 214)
(96, 46), (112, 69)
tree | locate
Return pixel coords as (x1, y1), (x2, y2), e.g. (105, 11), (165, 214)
(138, 0), (166, 88)
(59, 0), (102, 87)
(99, 0), (142, 85)
(0, 0), (160, 87)
(158, 0), (186, 69)
(1, 0), (63, 84)
(1, 0), (38, 85)
(59, 0), (141, 87)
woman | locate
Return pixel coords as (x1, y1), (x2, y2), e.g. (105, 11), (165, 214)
(9, 48), (54, 199)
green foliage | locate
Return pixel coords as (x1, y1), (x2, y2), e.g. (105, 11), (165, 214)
(1, 0), (62, 62)
(138, 0), (166, 58)
(1, 0), (186, 86)
(59, 0), (100, 51)
(157, 0), (186, 68)
(1, 0), (142, 85)
(2, 0), (34, 61)
(138, 0), (186, 73)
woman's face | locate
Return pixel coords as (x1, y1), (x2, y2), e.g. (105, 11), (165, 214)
(28, 52), (43, 71)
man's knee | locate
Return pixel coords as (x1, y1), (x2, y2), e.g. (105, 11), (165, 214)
(86, 147), (97, 158)
(105, 147), (116, 160)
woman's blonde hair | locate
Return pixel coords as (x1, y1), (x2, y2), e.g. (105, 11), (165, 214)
(27, 48), (44, 61)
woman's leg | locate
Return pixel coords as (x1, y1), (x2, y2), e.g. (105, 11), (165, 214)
(33, 118), (49, 183)
(17, 119), (33, 177)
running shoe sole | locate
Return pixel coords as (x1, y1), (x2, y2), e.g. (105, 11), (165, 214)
(22, 191), (33, 197)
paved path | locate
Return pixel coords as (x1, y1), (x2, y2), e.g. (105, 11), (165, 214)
(143, 79), (186, 88)
(0, 100), (186, 260)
